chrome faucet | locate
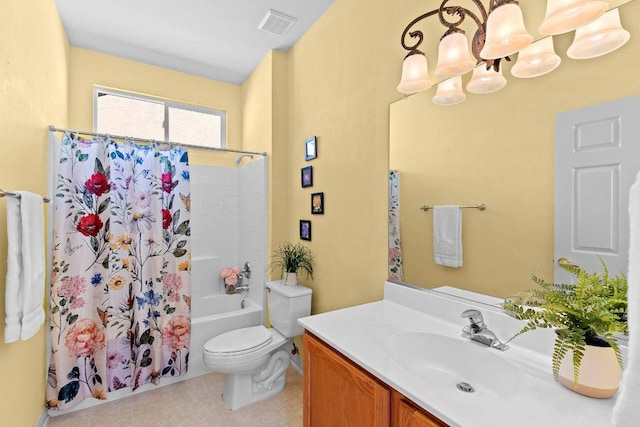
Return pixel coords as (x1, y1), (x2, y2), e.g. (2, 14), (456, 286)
(460, 309), (509, 351)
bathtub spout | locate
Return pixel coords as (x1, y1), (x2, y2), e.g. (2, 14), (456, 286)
(226, 285), (250, 294)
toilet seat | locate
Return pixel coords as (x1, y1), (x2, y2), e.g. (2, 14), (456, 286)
(204, 325), (273, 357)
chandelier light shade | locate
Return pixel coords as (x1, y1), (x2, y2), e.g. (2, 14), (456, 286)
(511, 37), (562, 78)
(397, 51), (435, 94)
(567, 9), (631, 59)
(538, 0), (608, 35)
(479, 3), (534, 60)
(432, 76), (466, 106)
(466, 65), (507, 94)
(396, 1), (630, 105)
(434, 32), (477, 79)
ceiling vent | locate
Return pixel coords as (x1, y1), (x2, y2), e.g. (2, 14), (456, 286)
(258, 9), (297, 36)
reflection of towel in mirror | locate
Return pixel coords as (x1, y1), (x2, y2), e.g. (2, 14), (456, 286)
(433, 205), (462, 268)
(613, 172), (640, 426)
(4, 191), (45, 343)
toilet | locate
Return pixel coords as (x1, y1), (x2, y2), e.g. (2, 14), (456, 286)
(203, 281), (312, 410)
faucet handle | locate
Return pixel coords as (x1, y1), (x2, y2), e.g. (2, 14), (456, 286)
(460, 309), (485, 327)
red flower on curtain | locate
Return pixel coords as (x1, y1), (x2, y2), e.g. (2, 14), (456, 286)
(76, 213), (103, 237)
(162, 209), (172, 229)
(84, 173), (110, 196)
(161, 172), (173, 193)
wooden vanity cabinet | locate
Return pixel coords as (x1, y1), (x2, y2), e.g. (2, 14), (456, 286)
(303, 331), (449, 427)
(303, 331), (391, 426)
(392, 391), (449, 427)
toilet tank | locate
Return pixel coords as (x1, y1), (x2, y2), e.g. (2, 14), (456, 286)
(266, 281), (312, 338)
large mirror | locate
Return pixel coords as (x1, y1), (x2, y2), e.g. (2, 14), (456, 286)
(388, 0), (640, 299)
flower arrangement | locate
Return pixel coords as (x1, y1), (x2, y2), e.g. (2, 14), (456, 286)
(220, 266), (242, 293)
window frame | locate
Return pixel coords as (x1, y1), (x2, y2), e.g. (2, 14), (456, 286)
(93, 87), (227, 148)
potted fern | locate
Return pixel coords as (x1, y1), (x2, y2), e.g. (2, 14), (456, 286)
(268, 242), (314, 286)
(502, 257), (627, 398)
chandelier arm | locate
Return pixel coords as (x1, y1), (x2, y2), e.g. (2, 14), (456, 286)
(400, 9), (441, 51)
(470, 0), (489, 23)
(439, 6), (484, 36)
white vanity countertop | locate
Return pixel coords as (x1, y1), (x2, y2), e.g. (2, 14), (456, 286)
(298, 281), (618, 427)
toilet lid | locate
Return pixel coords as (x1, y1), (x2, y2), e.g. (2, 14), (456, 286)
(204, 325), (272, 355)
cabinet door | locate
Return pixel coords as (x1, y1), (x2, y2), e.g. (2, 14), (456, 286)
(303, 332), (391, 427)
(392, 391), (449, 427)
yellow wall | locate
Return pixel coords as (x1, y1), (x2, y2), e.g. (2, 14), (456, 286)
(0, 1), (68, 425)
(282, 0), (423, 313)
(241, 51), (289, 257)
(67, 47), (243, 165)
(390, 0), (640, 298)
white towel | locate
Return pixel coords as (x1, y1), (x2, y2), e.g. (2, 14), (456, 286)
(433, 205), (462, 267)
(4, 191), (45, 343)
(613, 172), (640, 426)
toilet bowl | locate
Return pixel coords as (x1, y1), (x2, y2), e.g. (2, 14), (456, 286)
(203, 281), (312, 410)
(204, 325), (290, 410)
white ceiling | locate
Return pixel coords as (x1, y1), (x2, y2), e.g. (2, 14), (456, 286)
(55, 0), (335, 85)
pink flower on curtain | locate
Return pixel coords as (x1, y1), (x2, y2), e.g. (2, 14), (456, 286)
(162, 315), (190, 350)
(84, 173), (110, 196)
(77, 213), (103, 237)
(57, 275), (87, 298)
(135, 190), (152, 208)
(64, 318), (106, 358)
(163, 273), (183, 303)
(106, 352), (124, 369)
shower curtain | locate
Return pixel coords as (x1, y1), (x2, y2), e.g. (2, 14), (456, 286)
(388, 170), (403, 281)
(46, 133), (191, 410)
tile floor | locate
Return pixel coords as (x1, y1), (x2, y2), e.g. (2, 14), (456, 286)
(47, 365), (303, 427)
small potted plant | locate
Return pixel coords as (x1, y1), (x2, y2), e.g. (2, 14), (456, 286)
(268, 242), (314, 286)
(502, 257), (627, 398)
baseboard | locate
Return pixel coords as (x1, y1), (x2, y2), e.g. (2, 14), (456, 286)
(36, 408), (49, 427)
(290, 354), (303, 374)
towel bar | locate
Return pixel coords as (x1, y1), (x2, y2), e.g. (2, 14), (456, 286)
(420, 203), (486, 212)
(0, 189), (50, 203)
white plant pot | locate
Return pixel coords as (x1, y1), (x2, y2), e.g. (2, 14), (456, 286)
(284, 272), (298, 286)
(558, 344), (621, 398)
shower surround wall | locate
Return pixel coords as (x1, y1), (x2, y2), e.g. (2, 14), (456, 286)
(48, 156), (268, 416)
(190, 158), (268, 319)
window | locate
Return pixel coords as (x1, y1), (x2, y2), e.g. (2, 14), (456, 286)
(94, 88), (226, 148)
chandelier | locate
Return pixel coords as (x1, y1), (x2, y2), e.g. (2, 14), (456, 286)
(397, 0), (631, 105)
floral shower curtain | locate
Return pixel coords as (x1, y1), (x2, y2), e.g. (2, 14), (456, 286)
(388, 170), (403, 281)
(46, 133), (191, 410)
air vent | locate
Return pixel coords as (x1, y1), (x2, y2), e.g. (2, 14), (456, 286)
(258, 9), (297, 36)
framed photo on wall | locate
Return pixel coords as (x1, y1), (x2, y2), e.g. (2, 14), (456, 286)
(305, 136), (317, 161)
(311, 192), (324, 215)
(300, 220), (311, 241)
(301, 166), (313, 188)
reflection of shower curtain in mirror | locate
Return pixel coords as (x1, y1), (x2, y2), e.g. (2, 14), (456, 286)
(388, 171), (403, 281)
(46, 132), (191, 410)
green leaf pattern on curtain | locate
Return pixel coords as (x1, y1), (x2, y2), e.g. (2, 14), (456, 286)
(46, 133), (191, 410)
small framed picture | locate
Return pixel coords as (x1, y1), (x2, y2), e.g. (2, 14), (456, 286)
(300, 220), (311, 241)
(305, 136), (317, 161)
(311, 192), (324, 215)
(301, 166), (313, 188)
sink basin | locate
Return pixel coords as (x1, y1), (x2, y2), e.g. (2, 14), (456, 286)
(385, 332), (523, 397)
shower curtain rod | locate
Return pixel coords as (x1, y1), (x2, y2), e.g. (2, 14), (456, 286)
(48, 126), (268, 157)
